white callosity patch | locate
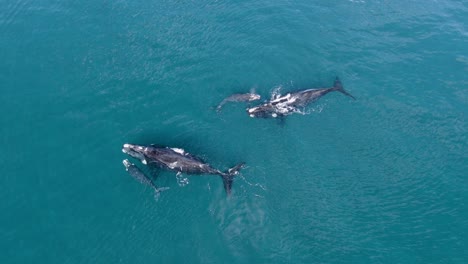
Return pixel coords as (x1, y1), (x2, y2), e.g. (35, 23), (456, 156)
(122, 144), (130, 154)
(122, 159), (132, 168)
(249, 94), (261, 101)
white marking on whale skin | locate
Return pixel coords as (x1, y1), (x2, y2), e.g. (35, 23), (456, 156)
(249, 94), (261, 101)
(249, 114), (254, 118)
(122, 159), (131, 167)
(271, 93), (291, 104)
(171, 148), (185, 155)
(273, 94), (298, 108)
(169, 162), (178, 169)
(123, 144), (130, 148)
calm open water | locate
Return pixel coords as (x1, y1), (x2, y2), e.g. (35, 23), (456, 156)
(1, 0), (467, 263)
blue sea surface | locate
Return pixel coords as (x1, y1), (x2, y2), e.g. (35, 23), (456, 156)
(1, 0), (467, 263)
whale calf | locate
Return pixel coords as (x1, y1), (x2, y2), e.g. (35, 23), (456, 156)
(247, 77), (355, 118)
(123, 159), (169, 200)
(122, 144), (245, 195)
(216, 92), (261, 112)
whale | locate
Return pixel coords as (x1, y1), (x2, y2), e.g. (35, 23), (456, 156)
(247, 77), (355, 118)
(122, 159), (169, 200)
(216, 92), (261, 112)
(122, 144), (245, 195)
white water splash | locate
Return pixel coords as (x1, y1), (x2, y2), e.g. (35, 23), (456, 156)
(176, 173), (189, 186)
(239, 174), (267, 191)
(270, 85), (283, 100)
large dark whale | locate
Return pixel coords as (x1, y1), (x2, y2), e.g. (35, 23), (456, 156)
(123, 159), (169, 200)
(122, 144), (245, 195)
(247, 77), (355, 118)
(216, 92), (261, 112)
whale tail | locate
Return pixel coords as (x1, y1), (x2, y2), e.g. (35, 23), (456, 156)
(333, 77), (356, 100)
(221, 162), (246, 195)
(153, 187), (170, 201)
(215, 100), (226, 113)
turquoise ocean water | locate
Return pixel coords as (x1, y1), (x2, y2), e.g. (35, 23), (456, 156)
(1, 0), (467, 263)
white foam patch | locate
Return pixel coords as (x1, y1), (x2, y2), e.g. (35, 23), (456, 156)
(142, 159), (147, 165)
(271, 85), (283, 99)
(176, 173), (189, 187)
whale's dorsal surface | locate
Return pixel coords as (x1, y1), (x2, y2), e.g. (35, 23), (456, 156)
(247, 77), (355, 118)
(216, 92), (261, 112)
(122, 144), (245, 195)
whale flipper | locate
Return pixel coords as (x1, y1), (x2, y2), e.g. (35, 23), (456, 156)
(333, 77), (356, 100)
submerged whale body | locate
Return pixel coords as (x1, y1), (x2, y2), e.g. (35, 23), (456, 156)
(122, 159), (169, 200)
(216, 92), (261, 112)
(122, 144), (245, 195)
(247, 77), (355, 118)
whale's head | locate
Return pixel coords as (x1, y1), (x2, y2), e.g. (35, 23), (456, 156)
(248, 93), (261, 101)
(122, 159), (132, 170)
(122, 144), (148, 164)
(246, 104), (276, 118)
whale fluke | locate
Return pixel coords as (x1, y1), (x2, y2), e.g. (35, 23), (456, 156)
(221, 162), (245, 195)
(333, 77), (356, 100)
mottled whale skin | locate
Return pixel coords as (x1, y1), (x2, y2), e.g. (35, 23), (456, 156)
(122, 159), (169, 200)
(216, 93), (261, 112)
(122, 144), (245, 195)
(247, 77), (355, 118)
